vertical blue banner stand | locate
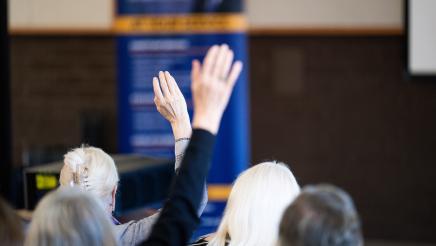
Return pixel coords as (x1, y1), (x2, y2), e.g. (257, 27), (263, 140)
(115, 0), (249, 239)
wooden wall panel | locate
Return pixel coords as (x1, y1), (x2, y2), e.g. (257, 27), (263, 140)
(250, 36), (436, 242)
(10, 37), (117, 167)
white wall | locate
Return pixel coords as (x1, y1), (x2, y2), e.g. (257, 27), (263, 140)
(247, 0), (403, 29)
(9, 0), (113, 30)
(8, 0), (403, 30)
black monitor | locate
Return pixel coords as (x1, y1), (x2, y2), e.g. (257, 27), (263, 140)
(24, 155), (174, 214)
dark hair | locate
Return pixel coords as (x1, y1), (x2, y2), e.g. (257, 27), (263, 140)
(0, 197), (24, 246)
(279, 184), (363, 246)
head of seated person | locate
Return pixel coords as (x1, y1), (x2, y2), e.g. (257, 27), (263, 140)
(59, 146), (119, 214)
(25, 187), (117, 246)
(208, 161), (300, 246)
(278, 184), (363, 246)
(0, 197), (24, 246)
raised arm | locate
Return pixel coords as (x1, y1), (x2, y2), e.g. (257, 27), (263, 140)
(153, 71), (208, 216)
(153, 70), (191, 170)
(141, 44), (243, 246)
(153, 71), (192, 146)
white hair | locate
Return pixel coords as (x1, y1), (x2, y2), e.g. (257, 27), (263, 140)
(25, 187), (117, 246)
(208, 161), (300, 246)
(59, 146), (119, 213)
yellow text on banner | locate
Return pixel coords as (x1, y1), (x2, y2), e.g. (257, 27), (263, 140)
(114, 14), (247, 34)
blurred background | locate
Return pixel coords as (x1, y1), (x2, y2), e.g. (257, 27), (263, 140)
(2, 0), (436, 245)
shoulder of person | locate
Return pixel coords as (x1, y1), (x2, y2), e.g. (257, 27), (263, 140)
(114, 212), (160, 245)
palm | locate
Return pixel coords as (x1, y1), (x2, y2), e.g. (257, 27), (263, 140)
(191, 44), (243, 134)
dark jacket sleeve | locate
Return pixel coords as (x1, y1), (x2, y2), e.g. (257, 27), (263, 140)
(140, 129), (215, 246)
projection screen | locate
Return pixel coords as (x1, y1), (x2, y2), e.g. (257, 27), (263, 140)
(407, 0), (436, 77)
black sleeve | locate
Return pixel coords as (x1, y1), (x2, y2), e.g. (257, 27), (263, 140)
(141, 129), (215, 246)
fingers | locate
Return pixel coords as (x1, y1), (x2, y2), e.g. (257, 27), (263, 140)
(164, 71), (177, 96)
(191, 59), (201, 84)
(202, 45), (219, 76)
(220, 50), (234, 79)
(153, 77), (164, 103)
(159, 71), (171, 97)
(226, 61), (243, 89)
(167, 72), (184, 97)
(211, 44), (229, 78)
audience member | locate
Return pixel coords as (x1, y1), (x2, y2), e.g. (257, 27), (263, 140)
(278, 184), (363, 246)
(58, 70), (206, 245)
(0, 196), (24, 246)
(140, 44), (242, 245)
(191, 161), (300, 246)
(25, 187), (117, 246)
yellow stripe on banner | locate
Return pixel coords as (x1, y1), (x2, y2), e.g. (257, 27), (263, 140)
(208, 185), (232, 201)
(114, 14), (247, 34)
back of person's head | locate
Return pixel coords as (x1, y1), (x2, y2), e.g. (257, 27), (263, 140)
(278, 184), (363, 246)
(0, 196), (23, 246)
(59, 146), (119, 213)
(209, 161), (300, 246)
(25, 187), (117, 246)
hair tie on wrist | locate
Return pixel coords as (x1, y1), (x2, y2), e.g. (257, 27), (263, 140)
(176, 137), (191, 143)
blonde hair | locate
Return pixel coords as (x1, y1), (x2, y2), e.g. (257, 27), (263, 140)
(209, 162), (300, 246)
(59, 146), (119, 213)
(25, 187), (117, 246)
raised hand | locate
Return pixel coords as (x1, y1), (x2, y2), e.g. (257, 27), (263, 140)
(153, 71), (192, 139)
(191, 44), (243, 134)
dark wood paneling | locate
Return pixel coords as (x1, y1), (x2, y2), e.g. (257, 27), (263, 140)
(10, 37), (117, 167)
(250, 36), (436, 242)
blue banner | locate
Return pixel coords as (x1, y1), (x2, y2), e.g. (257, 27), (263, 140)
(116, 0), (249, 238)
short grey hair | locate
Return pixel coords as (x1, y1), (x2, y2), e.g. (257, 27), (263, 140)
(25, 187), (117, 246)
(278, 184), (363, 246)
(59, 146), (119, 214)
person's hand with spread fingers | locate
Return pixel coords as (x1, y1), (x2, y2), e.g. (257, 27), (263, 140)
(142, 44), (243, 246)
(191, 44), (242, 134)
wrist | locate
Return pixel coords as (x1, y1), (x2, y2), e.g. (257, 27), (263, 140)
(171, 118), (192, 139)
(192, 115), (220, 135)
